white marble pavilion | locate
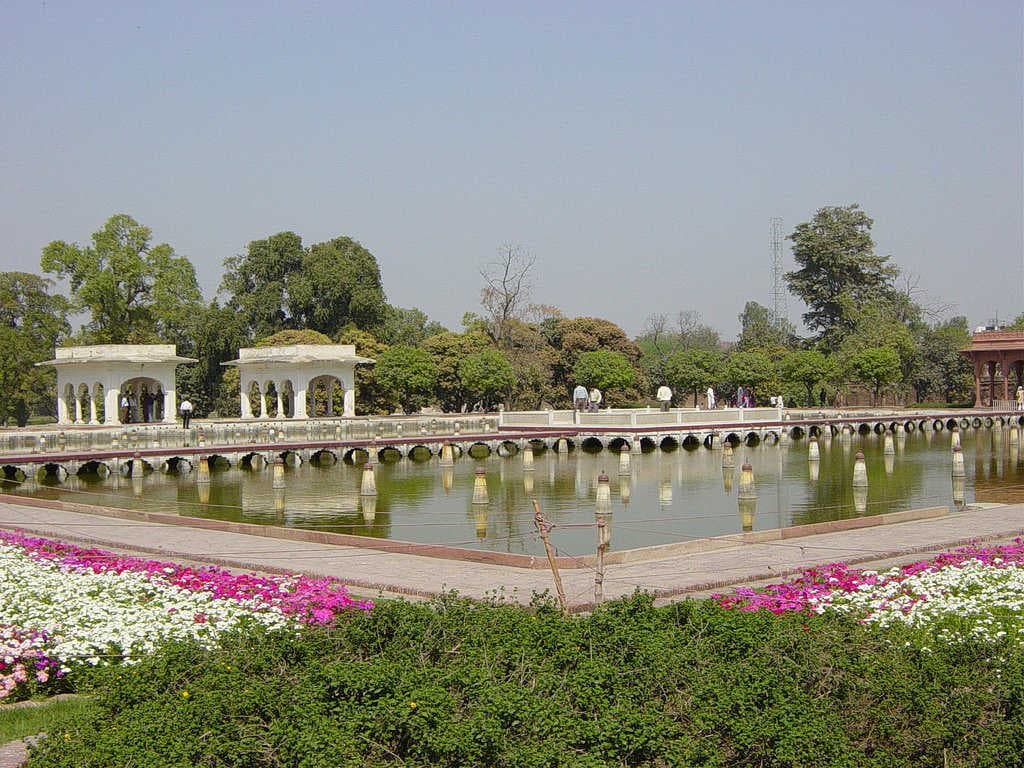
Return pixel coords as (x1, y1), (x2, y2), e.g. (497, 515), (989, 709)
(38, 344), (196, 426)
(222, 344), (374, 419)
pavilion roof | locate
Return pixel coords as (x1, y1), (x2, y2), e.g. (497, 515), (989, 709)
(221, 344), (374, 367)
(962, 330), (1024, 354)
(37, 344), (197, 367)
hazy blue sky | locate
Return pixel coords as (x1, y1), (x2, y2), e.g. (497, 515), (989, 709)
(2, 1), (1021, 338)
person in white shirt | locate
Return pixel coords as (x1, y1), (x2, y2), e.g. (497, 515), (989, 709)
(706, 386), (716, 410)
(656, 385), (672, 412)
(588, 387), (602, 412)
(179, 398), (193, 429)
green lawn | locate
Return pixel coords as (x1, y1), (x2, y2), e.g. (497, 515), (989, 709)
(0, 696), (96, 744)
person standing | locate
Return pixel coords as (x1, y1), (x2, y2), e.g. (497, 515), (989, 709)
(588, 387), (602, 412)
(1016, 385), (1023, 411)
(573, 384), (588, 412)
(120, 392), (131, 423)
(179, 398), (193, 430)
(706, 386), (716, 410)
(656, 384), (672, 412)
(736, 386), (745, 408)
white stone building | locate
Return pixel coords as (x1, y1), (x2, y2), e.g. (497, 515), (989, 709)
(222, 344), (374, 419)
(38, 344), (196, 426)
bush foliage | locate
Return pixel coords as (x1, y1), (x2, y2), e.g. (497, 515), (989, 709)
(31, 593), (1023, 767)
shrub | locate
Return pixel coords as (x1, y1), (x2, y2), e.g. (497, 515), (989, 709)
(28, 594), (1023, 767)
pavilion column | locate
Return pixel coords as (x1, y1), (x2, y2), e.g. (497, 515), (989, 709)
(238, 376), (253, 419)
(974, 361), (982, 408)
(56, 385), (70, 425)
(135, 381), (143, 422)
(163, 385), (176, 424)
(294, 375), (309, 419)
(88, 389), (98, 424)
(106, 388), (122, 425)
(259, 387), (267, 418)
(1002, 354), (1010, 402)
(73, 390), (83, 424)
(326, 381), (335, 417)
(344, 388), (355, 418)
(276, 384), (284, 420)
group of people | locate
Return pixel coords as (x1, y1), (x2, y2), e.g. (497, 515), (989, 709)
(118, 390), (164, 423)
(572, 384), (603, 412)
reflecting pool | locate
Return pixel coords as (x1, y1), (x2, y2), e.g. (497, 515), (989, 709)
(8, 425), (1023, 558)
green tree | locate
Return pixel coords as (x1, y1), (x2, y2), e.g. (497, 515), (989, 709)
(723, 350), (778, 401)
(736, 301), (796, 352)
(1008, 313), (1024, 330)
(220, 231), (304, 340)
(849, 347), (902, 405)
(375, 346), (438, 414)
(41, 214), (203, 344)
(176, 301), (249, 418)
(663, 348), (722, 405)
(548, 316), (644, 401)
(572, 350), (637, 405)
(779, 350), (833, 406)
(221, 232), (388, 340)
(379, 306), (446, 347)
(288, 237), (388, 335)
(459, 348), (516, 410)
(912, 317), (974, 404)
(422, 331), (491, 412)
(0, 273), (70, 425)
(785, 205), (899, 348)
(337, 327), (395, 415)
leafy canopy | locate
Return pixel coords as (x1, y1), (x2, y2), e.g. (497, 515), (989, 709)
(41, 214), (202, 344)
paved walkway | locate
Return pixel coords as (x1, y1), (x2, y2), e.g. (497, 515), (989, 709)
(1, 499), (1021, 610)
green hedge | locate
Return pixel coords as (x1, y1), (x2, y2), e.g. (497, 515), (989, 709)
(30, 594), (1023, 767)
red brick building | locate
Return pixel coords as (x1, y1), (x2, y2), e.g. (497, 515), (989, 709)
(962, 330), (1024, 407)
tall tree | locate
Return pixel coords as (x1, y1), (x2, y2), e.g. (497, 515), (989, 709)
(0, 273), (70, 425)
(480, 243), (534, 347)
(221, 232), (387, 340)
(41, 214), (202, 344)
(785, 205), (899, 348)
(288, 236), (388, 335)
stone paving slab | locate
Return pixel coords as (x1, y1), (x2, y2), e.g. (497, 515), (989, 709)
(1, 499), (1022, 610)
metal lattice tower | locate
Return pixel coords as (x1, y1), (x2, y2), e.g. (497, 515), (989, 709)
(769, 217), (786, 328)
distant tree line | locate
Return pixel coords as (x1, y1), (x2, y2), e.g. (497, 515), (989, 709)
(0, 205), (1007, 425)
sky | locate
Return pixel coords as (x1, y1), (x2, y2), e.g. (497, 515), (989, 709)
(1, 1), (1021, 339)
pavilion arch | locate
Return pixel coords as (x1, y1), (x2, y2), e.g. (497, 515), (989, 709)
(408, 445), (434, 462)
(580, 437), (604, 453)
(639, 436), (659, 452)
(660, 436), (679, 451)
(527, 439), (549, 455)
(224, 345), (373, 419)
(681, 434), (701, 450)
(40, 345), (192, 426)
(497, 440), (519, 458)
(790, 426), (806, 439)
(311, 448), (338, 466)
(468, 442), (492, 459)
(744, 432), (761, 447)
(608, 436), (630, 453)
(724, 432), (741, 446)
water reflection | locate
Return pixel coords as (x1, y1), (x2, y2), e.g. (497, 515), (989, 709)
(8, 425), (1024, 556)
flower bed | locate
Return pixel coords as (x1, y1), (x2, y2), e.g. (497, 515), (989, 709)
(717, 538), (1024, 646)
(0, 530), (372, 700)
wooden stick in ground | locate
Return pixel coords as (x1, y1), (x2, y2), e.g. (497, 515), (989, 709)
(533, 499), (568, 614)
